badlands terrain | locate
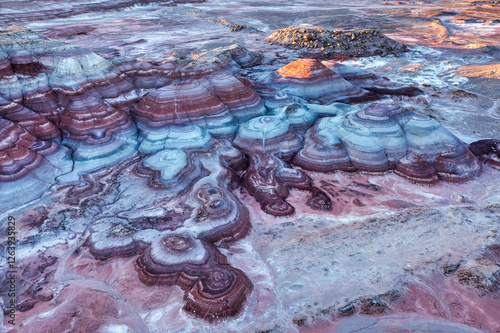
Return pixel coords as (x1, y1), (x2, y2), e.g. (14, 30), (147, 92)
(0, 0), (500, 332)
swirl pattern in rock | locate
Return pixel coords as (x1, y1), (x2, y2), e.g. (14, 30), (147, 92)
(88, 217), (151, 260)
(186, 182), (251, 242)
(88, 181), (253, 321)
(234, 116), (331, 216)
(136, 232), (253, 322)
(83, 137), (253, 321)
(137, 148), (204, 195)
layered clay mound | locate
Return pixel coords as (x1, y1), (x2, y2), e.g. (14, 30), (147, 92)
(0, 97), (61, 142)
(136, 123), (213, 154)
(0, 50), (63, 124)
(0, 26), (155, 113)
(133, 71), (265, 146)
(59, 92), (138, 164)
(132, 77), (238, 141)
(193, 44), (263, 69)
(266, 26), (408, 57)
(234, 116), (302, 158)
(86, 169), (253, 321)
(253, 85), (296, 111)
(59, 93), (133, 145)
(0, 118), (72, 210)
(209, 72), (266, 122)
(0, 27), (141, 176)
(322, 61), (423, 96)
(294, 103), (483, 184)
(271, 59), (375, 104)
(109, 58), (180, 92)
(267, 103), (316, 134)
(234, 116), (331, 216)
(136, 233), (253, 322)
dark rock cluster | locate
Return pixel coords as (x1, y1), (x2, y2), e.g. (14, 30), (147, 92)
(266, 26), (408, 57)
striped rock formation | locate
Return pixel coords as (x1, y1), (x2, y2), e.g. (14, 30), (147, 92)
(270, 58), (376, 104)
(132, 72), (266, 147)
(294, 103), (483, 184)
(234, 116), (331, 216)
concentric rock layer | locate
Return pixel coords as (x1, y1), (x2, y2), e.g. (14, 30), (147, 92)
(271, 59), (375, 104)
(234, 116), (331, 216)
(1, 26), (500, 327)
(295, 103), (483, 184)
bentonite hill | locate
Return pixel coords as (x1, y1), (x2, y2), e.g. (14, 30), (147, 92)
(0, 0), (500, 332)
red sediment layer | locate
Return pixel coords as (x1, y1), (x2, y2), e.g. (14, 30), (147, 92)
(0, 119), (43, 181)
(322, 60), (422, 97)
(0, 54), (15, 79)
(132, 78), (230, 129)
(114, 59), (177, 90)
(394, 154), (439, 185)
(434, 145), (483, 183)
(21, 86), (61, 124)
(0, 97), (61, 142)
(59, 91), (134, 144)
(10, 53), (46, 77)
